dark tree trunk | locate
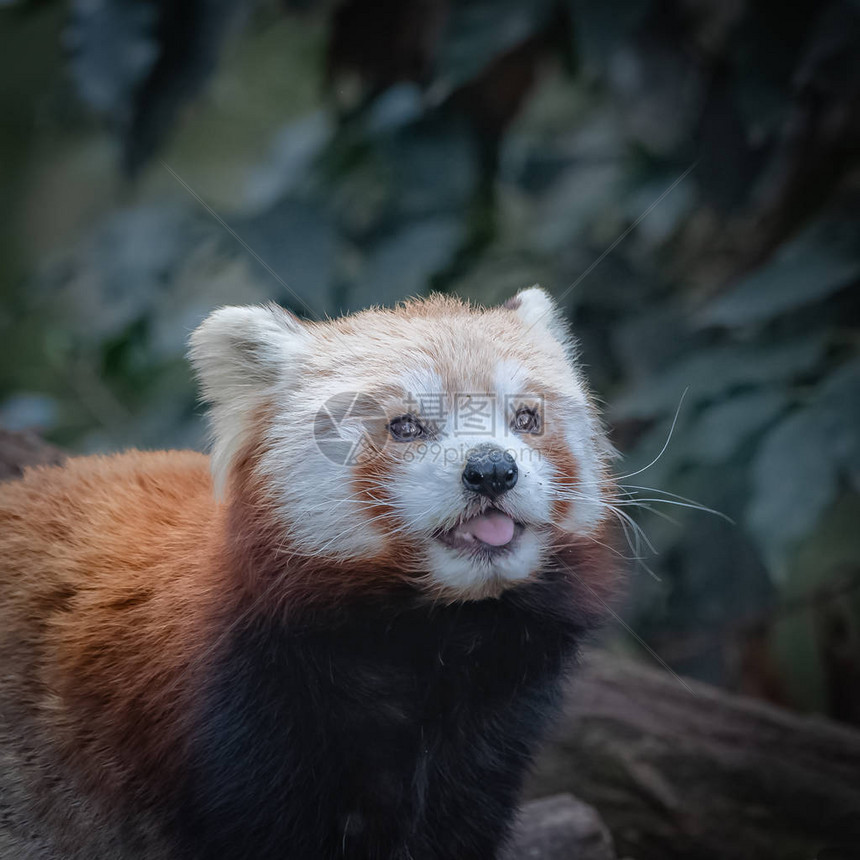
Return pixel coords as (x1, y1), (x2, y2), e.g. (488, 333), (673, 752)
(527, 651), (860, 860)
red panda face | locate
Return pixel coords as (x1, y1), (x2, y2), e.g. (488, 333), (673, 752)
(191, 288), (613, 601)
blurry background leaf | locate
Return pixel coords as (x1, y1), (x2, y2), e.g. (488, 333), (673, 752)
(435, 0), (556, 90)
(690, 390), (789, 466)
(67, 0), (160, 116)
(701, 223), (860, 327)
(748, 406), (840, 572)
(348, 216), (464, 309)
(816, 359), (860, 492)
(238, 197), (338, 317)
(566, 0), (650, 77)
(68, 0), (246, 172)
(612, 337), (827, 420)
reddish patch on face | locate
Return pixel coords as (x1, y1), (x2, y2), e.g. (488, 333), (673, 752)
(545, 442), (578, 522)
(222, 421), (419, 615)
(351, 450), (400, 545)
(340, 388), (402, 537)
(529, 401), (579, 523)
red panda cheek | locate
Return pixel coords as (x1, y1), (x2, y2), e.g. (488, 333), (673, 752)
(350, 453), (414, 561)
(533, 434), (578, 523)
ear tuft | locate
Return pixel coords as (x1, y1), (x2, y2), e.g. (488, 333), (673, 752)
(189, 304), (308, 494)
(505, 286), (574, 352)
(190, 304), (305, 395)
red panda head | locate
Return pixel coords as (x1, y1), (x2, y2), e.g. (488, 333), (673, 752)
(190, 288), (614, 602)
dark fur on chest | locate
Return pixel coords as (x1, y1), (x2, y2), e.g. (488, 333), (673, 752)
(174, 572), (591, 860)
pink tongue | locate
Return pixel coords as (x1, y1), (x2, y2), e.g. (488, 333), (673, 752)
(462, 511), (515, 546)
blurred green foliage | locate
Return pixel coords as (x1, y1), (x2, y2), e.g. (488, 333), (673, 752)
(1, 0), (858, 720)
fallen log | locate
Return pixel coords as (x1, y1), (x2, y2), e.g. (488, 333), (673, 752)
(505, 794), (618, 860)
(527, 651), (860, 860)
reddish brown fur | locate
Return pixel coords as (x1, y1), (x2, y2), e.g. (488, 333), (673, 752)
(0, 453), (224, 855)
(0, 443), (614, 809)
(0, 293), (620, 856)
(0, 447), (402, 842)
(550, 520), (621, 612)
(222, 437), (416, 612)
(0, 454), (216, 793)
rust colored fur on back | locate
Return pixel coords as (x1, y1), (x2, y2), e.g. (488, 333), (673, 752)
(0, 452), (221, 857)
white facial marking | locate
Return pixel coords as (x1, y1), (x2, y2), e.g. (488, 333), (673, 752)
(190, 289), (612, 600)
(387, 358), (570, 597)
(425, 528), (543, 597)
(261, 398), (387, 562)
(560, 403), (606, 534)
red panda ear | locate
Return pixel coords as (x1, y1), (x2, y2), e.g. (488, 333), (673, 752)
(504, 286), (575, 357)
(189, 304), (309, 494)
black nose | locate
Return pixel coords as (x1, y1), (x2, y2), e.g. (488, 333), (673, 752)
(462, 445), (518, 498)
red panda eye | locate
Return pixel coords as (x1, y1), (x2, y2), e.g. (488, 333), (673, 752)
(512, 407), (540, 434)
(388, 415), (425, 441)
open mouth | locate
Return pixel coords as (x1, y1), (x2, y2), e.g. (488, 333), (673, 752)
(435, 509), (524, 555)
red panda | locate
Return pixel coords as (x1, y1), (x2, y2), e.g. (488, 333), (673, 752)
(0, 288), (618, 859)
